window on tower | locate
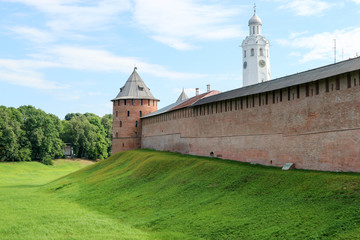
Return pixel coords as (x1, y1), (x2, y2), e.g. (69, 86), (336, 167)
(260, 48), (263, 56)
(244, 50), (246, 58)
(251, 49), (254, 56)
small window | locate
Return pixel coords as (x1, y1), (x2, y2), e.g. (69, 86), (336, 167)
(116, 111), (118, 117)
(260, 48), (263, 56)
(124, 100), (127, 105)
(287, 87), (291, 101)
(336, 77), (340, 90)
(132, 99), (135, 105)
(347, 73), (351, 88)
(127, 111), (130, 117)
(135, 121), (138, 127)
(148, 99), (150, 106)
(117, 100), (120, 106)
(115, 132), (118, 138)
(315, 82), (319, 95)
(296, 86), (300, 98)
(135, 132), (138, 137)
(141, 99), (143, 105)
(139, 111), (142, 117)
(120, 121), (122, 127)
(325, 79), (329, 92)
(265, 92), (268, 105)
(251, 48), (254, 56)
(259, 93), (261, 106)
(253, 26), (255, 34)
(272, 91), (275, 104)
(305, 83), (309, 97)
(257, 26), (259, 34)
(244, 50), (246, 58)
(279, 89), (282, 102)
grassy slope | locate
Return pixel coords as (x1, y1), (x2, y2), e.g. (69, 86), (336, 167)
(0, 160), (151, 240)
(44, 150), (360, 240)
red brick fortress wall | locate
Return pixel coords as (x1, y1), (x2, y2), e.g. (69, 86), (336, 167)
(112, 99), (157, 154)
(141, 70), (360, 172)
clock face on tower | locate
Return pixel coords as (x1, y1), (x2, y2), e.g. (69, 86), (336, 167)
(243, 61), (247, 69)
(259, 60), (266, 68)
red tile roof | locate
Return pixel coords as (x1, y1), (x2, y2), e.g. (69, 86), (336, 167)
(170, 90), (221, 111)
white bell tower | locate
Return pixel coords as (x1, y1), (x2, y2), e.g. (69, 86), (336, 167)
(241, 5), (271, 87)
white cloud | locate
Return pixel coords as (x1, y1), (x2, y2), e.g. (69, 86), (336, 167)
(351, 0), (360, 3)
(0, 45), (207, 90)
(279, 0), (334, 16)
(132, 0), (243, 50)
(0, 59), (64, 89)
(278, 27), (360, 62)
(49, 46), (207, 79)
(3, 0), (131, 32)
(9, 26), (55, 43)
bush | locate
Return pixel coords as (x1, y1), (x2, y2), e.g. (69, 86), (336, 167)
(41, 156), (53, 165)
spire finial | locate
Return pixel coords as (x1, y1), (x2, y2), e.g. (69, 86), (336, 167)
(253, 3), (256, 13)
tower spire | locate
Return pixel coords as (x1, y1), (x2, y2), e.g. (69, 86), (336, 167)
(254, 3), (256, 13)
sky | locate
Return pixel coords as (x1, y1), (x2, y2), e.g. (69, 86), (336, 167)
(1, 0), (360, 119)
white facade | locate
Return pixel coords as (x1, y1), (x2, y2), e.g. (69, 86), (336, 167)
(241, 9), (271, 87)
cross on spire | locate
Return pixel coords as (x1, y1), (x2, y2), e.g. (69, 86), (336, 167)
(254, 3), (256, 13)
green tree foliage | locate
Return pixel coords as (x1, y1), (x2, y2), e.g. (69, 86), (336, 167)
(18, 106), (64, 163)
(0, 106), (112, 163)
(61, 113), (112, 160)
(0, 106), (30, 162)
(101, 114), (113, 156)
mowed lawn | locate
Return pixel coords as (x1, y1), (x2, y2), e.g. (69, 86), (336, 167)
(0, 160), (152, 240)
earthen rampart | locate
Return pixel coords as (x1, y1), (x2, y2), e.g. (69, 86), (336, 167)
(141, 70), (360, 172)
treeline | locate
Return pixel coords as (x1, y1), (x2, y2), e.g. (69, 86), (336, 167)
(0, 106), (112, 164)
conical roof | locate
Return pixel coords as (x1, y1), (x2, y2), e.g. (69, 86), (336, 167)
(176, 89), (188, 103)
(112, 67), (158, 100)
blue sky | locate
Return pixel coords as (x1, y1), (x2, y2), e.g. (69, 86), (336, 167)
(1, 0), (360, 119)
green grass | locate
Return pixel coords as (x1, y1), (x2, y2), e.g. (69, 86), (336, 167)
(46, 150), (360, 239)
(2, 151), (360, 239)
(0, 160), (151, 240)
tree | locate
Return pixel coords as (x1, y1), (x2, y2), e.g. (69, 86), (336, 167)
(0, 106), (31, 162)
(101, 114), (113, 156)
(19, 106), (64, 163)
(61, 113), (112, 160)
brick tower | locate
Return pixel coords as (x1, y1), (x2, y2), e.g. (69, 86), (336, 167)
(111, 67), (159, 154)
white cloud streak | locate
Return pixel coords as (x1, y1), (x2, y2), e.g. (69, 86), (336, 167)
(0, 59), (64, 89)
(132, 0), (243, 50)
(3, 0), (131, 32)
(0, 46), (206, 90)
(279, 0), (335, 16)
(278, 27), (360, 62)
(9, 26), (55, 43)
(50, 46), (206, 79)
